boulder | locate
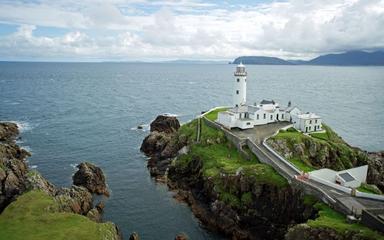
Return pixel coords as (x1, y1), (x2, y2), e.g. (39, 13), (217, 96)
(73, 162), (110, 196)
(129, 232), (140, 240)
(175, 233), (189, 240)
(150, 115), (180, 133)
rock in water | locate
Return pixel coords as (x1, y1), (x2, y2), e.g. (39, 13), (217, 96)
(175, 233), (189, 240)
(129, 232), (140, 240)
(73, 162), (110, 196)
(150, 115), (180, 133)
(0, 122), (19, 142)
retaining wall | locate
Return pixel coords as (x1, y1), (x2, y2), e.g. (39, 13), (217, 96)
(356, 191), (384, 201)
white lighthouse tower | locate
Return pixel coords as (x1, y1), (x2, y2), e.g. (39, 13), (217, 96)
(233, 62), (247, 107)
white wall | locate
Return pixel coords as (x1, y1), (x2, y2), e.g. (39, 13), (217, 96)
(233, 75), (246, 107)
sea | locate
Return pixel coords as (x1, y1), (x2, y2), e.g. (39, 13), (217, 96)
(0, 62), (383, 239)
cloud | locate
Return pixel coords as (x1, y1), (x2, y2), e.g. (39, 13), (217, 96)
(0, 0), (383, 60)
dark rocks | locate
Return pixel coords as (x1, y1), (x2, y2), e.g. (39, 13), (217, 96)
(73, 162), (110, 196)
(129, 232), (140, 240)
(150, 115), (180, 133)
(285, 223), (368, 240)
(141, 115), (184, 177)
(367, 151), (384, 192)
(0, 122), (19, 142)
(0, 123), (30, 212)
(175, 233), (189, 240)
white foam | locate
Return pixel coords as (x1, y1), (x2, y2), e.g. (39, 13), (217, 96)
(21, 146), (32, 153)
(10, 121), (34, 133)
(162, 113), (179, 117)
(30, 165), (38, 169)
(70, 163), (78, 170)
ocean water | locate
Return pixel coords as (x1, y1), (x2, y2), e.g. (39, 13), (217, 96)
(0, 62), (383, 239)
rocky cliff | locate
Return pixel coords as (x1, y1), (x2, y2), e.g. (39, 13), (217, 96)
(141, 116), (384, 240)
(0, 122), (121, 239)
(141, 116), (317, 239)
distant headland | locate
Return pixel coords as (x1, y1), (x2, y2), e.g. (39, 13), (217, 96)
(233, 50), (384, 66)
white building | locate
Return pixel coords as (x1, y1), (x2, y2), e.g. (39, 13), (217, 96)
(309, 165), (368, 188)
(216, 63), (322, 133)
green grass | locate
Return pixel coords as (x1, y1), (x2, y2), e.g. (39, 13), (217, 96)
(176, 115), (289, 208)
(307, 203), (384, 240)
(177, 120), (287, 188)
(204, 107), (228, 121)
(310, 132), (329, 141)
(357, 183), (383, 195)
(303, 195), (318, 206)
(0, 190), (118, 240)
(290, 157), (316, 172)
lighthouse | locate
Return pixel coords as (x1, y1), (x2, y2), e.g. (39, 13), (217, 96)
(233, 62), (247, 107)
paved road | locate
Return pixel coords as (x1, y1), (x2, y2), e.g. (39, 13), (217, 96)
(230, 122), (384, 216)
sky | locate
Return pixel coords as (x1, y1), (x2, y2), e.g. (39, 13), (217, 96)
(0, 0), (383, 61)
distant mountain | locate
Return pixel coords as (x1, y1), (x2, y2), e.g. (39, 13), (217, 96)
(233, 56), (294, 65)
(161, 59), (228, 64)
(306, 51), (384, 66)
(232, 51), (384, 66)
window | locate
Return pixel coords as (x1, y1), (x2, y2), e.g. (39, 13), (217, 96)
(310, 120), (312, 124)
(256, 114), (259, 120)
(309, 126), (311, 131)
(237, 78), (240, 82)
(282, 114), (284, 119)
(270, 115), (273, 120)
(315, 119), (318, 124)
(236, 90), (239, 94)
(246, 122), (251, 125)
(263, 113), (266, 119)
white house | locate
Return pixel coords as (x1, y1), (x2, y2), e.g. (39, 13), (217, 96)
(216, 63), (323, 133)
(309, 165), (368, 188)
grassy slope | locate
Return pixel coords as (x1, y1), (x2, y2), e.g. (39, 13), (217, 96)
(0, 191), (118, 240)
(204, 107), (228, 121)
(307, 203), (384, 239)
(177, 115), (287, 207)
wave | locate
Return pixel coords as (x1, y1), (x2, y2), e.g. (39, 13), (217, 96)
(10, 121), (35, 133)
(30, 165), (38, 169)
(70, 163), (78, 170)
(162, 113), (179, 117)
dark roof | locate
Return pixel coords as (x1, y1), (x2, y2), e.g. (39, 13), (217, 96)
(260, 99), (275, 105)
(339, 172), (355, 182)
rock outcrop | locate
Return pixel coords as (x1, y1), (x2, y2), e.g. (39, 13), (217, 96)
(150, 115), (180, 133)
(0, 122), (19, 142)
(141, 115), (184, 176)
(366, 151), (384, 192)
(141, 116), (316, 240)
(168, 156), (315, 240)
(73, 162), (110, 196)
(285, 223), (372, 240)
(0, 121), (121, 239)
(0, 123), (30, 212)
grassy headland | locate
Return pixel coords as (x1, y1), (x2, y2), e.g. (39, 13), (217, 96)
(0, 191), (118, 240)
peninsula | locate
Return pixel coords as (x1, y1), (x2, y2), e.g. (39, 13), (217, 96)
(141, 64), (384, 239)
